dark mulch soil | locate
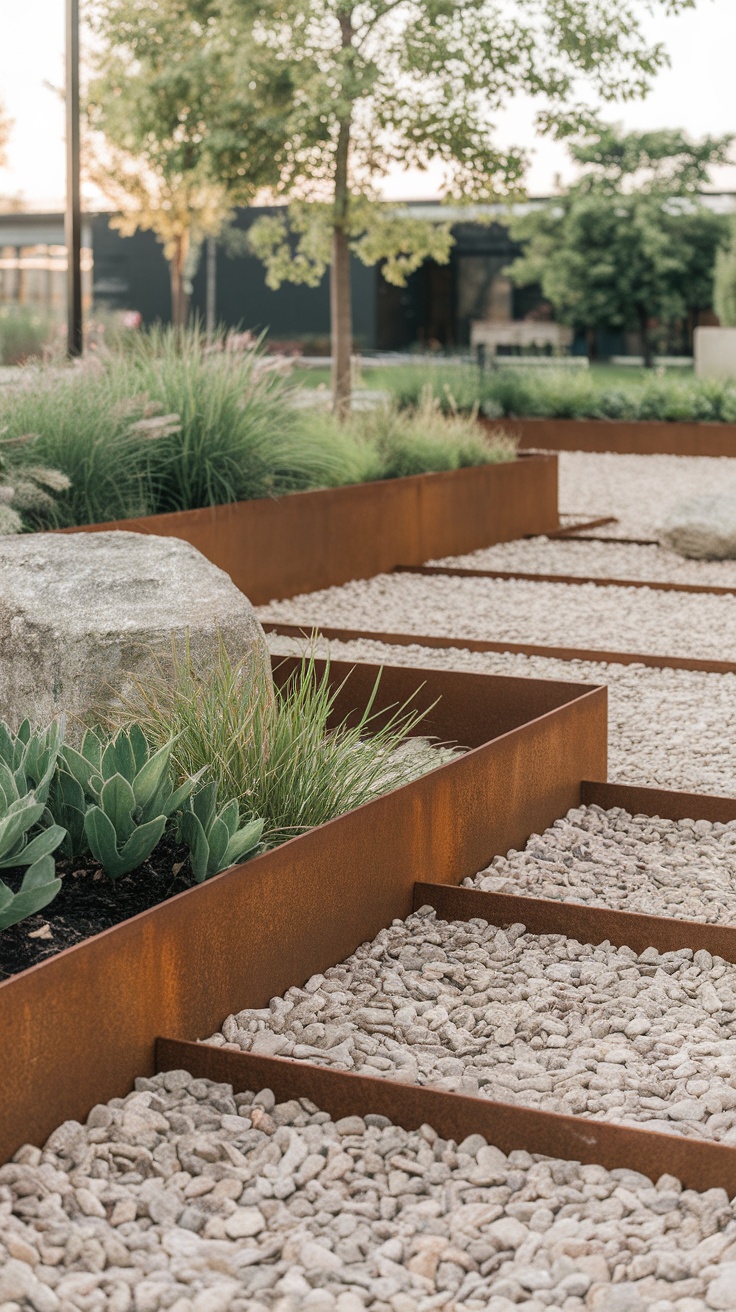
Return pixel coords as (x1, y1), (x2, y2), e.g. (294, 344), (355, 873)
(0, 836), (194, 981)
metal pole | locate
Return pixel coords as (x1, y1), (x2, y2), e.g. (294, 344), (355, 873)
(206, 236), (217, 338)
(65, 0), (83, 357)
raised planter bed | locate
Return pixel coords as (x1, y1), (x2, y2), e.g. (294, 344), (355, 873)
(498, 415), (736, 458)
(0, 656), (605, 1163)
(65, 455), (558, 604)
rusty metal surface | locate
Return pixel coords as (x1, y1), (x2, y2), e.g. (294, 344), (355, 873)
(156, 1038), (736, 1196)
(491, 416), (736, 459)
(0, 661), (606, 1163)
(546, 516), (618, 537)
(555, 535), (661, 546)
(64, 457), (559, 604)
(582, 779), (736, 823)
(394, 564), (736, 598)
(265, 622), (736, 677)
(416, 882), (736, 963)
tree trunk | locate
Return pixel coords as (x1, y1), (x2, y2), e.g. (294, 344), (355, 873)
(331, 220), (352, 417)
(638, 308), (654, 368)
(169, 236), (190, 330)
(331, 12), (353, 418)
(585, 326), (597, 362)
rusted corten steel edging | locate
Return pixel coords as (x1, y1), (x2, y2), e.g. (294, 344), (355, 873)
(394, 564), (736, 598)
(62, 456), (558, 605)
(264, 622), (736, 677)
(0, 659), (606, 1164)
(156, 1039), (736, 1198)
(486, 416), (736, 459)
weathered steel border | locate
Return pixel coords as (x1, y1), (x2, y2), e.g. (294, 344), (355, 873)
(64, 456), (558, 605)
(581, 778), (736, 822)
(416, 883), (736, 965)
(395, 564), (736, 598)
(546, 515), (617, 537)
(156, 1038), (736, 1196)
(493, 416), (736, 459)
(265, 621), (736, 676)
(0, 659), (605, 1163)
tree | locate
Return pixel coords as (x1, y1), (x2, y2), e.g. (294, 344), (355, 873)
(714, 219), (736, 328)
(238, 0), (699, 412)
(86, 0), (290, 326)
(507, 127), (732, 365)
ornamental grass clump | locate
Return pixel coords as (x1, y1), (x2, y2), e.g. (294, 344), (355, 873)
(115, 640), (442, 846)
(296, 391), (515, 482)
(0, 327), (364, 529)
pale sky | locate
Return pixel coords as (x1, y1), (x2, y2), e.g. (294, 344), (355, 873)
(0, 0), (735, 209)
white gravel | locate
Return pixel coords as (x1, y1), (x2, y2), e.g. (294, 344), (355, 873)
(5, 1070), (736, 1312)
(471, 804), (736, 926)
(431, 537), (736, 587)
(269, 634), (736, 796)
(557, 451), (736, 540)
(260, 572), (736, 662)
(211, 907), (736, 1144)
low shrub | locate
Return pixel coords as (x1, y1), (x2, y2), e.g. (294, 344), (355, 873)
(297, 392), (515, 482)
(396, 364), (736, 425)
(0, 307), (58, 366)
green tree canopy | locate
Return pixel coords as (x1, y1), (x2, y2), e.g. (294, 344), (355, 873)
(86, 0), (290, 324)
(507, 127), (732, 365)
(239, 0), (699, 410)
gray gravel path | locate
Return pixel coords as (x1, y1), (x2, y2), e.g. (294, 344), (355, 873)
(4, 1070), (736, 1312)
(558, 451), (736, 540)
(470, 804), (736, 926)
(210, 907), (736, 1144)
(431, 537), (736, 587)
(260, 573), (736, 662)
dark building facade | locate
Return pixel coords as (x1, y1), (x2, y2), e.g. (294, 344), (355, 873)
(89, 205), (532, 351)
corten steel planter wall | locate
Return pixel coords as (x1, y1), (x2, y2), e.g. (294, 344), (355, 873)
(0, 657), (605, 1164)
(491, 415), (736, 458)
(64, 456), (559, 604)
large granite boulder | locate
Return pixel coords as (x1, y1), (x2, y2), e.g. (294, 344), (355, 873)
(0, 531), (271, 730)
(659, 496), (736, 560)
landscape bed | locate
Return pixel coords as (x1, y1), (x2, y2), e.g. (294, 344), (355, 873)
(64, 455), (558, 604)
(0, 655), (605, 1163)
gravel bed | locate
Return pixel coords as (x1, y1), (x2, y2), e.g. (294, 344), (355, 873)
(557, 451), (736, 540)
(5, 1071), (736, 1312)
(269, 634), (736, 796)
(430, 537), (736, 587)
(471, 804), (736, 926)
(260, 573), (736, 662)
(210, 907), (736, 1144)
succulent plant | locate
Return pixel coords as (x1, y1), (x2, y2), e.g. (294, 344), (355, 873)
(178, 783), (264, 883)
(0, 756), (65, 932)
(59, 725), (198, 880)
(0, 718), (63, 805)
(0, 856), (62, 932)
(0, 767), (66, 873)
